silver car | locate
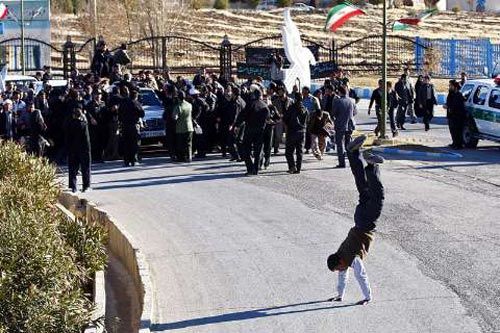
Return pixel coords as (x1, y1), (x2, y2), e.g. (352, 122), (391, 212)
(138, 87), (165, 144)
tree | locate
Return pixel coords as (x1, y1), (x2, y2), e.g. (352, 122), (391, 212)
(214, 0), (228, 9)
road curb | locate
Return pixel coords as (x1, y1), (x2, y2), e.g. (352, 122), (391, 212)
(372, 146), (463, 159)
(59, 192), (155, 333)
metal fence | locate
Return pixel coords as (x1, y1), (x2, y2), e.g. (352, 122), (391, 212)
(415, 37), (499, 78)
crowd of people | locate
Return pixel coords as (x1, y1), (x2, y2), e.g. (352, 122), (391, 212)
(0, 47), (471, 191)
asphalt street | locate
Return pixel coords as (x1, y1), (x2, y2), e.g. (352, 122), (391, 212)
(77, 101), (500, 333)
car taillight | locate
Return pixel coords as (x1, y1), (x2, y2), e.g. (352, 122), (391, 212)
(494, 75), (500, 86)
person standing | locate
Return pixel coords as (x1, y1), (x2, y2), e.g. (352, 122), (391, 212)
(119, 89), (145, 166)
(301, 86), (321, 154)
(395, 74), (414, 130)
(161, 84), (178, 160)
(368, 80), (383, 136)
(444, 80), (466, 149)
(271, 86), (292, 155)
(332, 86), (357, 168)
(283, 93), (308, 174)
(416, 75), (437, 131)
(0, 100), (15, 140)
(85, 91), (108, 163)
(223, 86), (246, 162)
(173, 91), (194, 163)
(29, 107), (48, 157)
(402, 68), (417, 124)
(190, 88), (210, 158)
(65, 108), (91, 193)
(308, 108), (332, 160)
(386, 81), (399, 138)
(234, 88), (270, 176)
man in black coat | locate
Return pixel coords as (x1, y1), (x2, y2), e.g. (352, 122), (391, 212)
(283, 93), (308, 174)
(445, 80), (466, 149)
(85, 91), (108, 163)
(119, 89), (145, 166)
(416, 75), (437, 131)
(190, 88), (210, 158)
(234, 89), (270, 176)
(65, 108), (91, 193)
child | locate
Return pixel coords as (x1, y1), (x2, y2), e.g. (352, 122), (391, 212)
(327, 134), (384, 305)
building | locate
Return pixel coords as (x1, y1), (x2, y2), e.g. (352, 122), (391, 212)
(0, 0), (51, 72)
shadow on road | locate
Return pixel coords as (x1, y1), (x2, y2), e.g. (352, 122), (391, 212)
(150, 299), (356, 331)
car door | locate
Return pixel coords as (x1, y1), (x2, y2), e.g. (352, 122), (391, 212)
(470, 84), (492, 135)
(486, 87), (500, 138)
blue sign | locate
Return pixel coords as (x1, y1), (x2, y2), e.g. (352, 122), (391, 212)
(0, 22), (3, 36)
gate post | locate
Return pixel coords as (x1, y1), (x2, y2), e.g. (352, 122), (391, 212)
(63, 36), (75, 79)
(330, 38), (335, 63)
(220, 35), (232, 81)
(449, 39), (457, 77)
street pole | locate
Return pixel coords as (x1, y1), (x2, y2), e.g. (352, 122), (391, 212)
(20, 0), (25, 75)
(380, 0), (388, 138)
(93, 0), (98, 40)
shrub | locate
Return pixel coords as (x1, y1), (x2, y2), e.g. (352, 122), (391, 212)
(214, 0), (228, 9)
(0, 142), (107, 333)
(451, 5), (461, 13)
(191, 0), (204, 10)
(249, 0), (260, 9)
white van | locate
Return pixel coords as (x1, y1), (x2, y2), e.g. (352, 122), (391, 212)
(461, 78), (500, 148)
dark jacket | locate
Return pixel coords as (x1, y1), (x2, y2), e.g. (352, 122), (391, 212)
(308, 111), (332, 135)
(395, 79), (415, 105)
(283, 102), (307, 134)
(65, 114), (91, 155)
(416, 83), (437, 107)
(235, 99), (270, 131)
(119, 98), (145, 127)
(446, 91), (466, 120)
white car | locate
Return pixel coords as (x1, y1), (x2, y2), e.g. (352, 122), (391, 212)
(4, 75), (37, 91)
(461, 78), (500, 148)
(256, 0), (277, 10)
(291, 3), (315, 12)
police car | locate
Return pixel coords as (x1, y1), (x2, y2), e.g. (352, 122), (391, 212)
(461, 77), (500, 148)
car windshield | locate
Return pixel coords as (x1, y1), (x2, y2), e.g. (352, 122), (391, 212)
(139, 90), (162, 107)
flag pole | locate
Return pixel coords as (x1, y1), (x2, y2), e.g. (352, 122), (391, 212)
(380, 0), (388, 139)
(20, 0), (25, 75)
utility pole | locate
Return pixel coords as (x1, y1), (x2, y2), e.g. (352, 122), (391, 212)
(93, 0), (98, 40)
(380, 0), (388, 138)
(20, 0), (25, 75)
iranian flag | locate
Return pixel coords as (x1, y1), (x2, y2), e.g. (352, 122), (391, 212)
(325, 2), (365, 32)
(0, 3), (8, 20)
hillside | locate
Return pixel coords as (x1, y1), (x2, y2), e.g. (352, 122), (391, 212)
(51, 5), (500, 49)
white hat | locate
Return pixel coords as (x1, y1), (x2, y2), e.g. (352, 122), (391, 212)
(189, 87), (200, 95)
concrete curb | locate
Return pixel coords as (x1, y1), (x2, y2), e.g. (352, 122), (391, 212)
(372, 146), (463, 159)
(56, 203), (106, 333)
(58, 192), (154, 333)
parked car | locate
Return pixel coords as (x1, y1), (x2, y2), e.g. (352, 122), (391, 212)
(291, 3), (315, 11)
(138, 87), (165, 145)
(34, 79), (69, 95)
(4, 75), (37, 91)
(461, 78), (500, 148)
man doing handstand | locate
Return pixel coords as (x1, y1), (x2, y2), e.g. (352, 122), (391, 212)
(327, 134), (384, 305)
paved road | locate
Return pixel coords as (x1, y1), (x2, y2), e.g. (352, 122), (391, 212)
(77, 102), (500, 333)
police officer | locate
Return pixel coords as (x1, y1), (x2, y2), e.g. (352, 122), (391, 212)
(119, 89), (145, 166)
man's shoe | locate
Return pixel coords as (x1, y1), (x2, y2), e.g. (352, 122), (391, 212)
(411, 119), (418, 124)
(347, 134), (367, 152)
(392, 130), (399, 138)
(400, 126), (406, 130)
(82, 187), (92, 193)
(335, 164), (346, 169)
(363, 150), (384, 165)
(293, 170), (301, 174)
(287, 167), (297, 174)
(70, 187), (77, 193)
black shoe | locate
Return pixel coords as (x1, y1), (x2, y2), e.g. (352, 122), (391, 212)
(363, 150), (384, 164)
(70, 187), (77, 193)
(392, 130), (399, 138)
(347, 134), (367, 152)
(335, 164), (346, 169)
(400, 126), (406, 130)
(293, 170), (301, 174)
(287, 167), (297, 174)
(425, 124), (430, 131)
(82, 187), (92, 193)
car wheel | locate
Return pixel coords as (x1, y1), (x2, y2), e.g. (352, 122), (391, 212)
(463, 119), (479, 149)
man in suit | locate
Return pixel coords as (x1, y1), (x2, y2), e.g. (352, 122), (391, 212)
(416, 75), (437, 131)
(331, 86), (357, 168)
